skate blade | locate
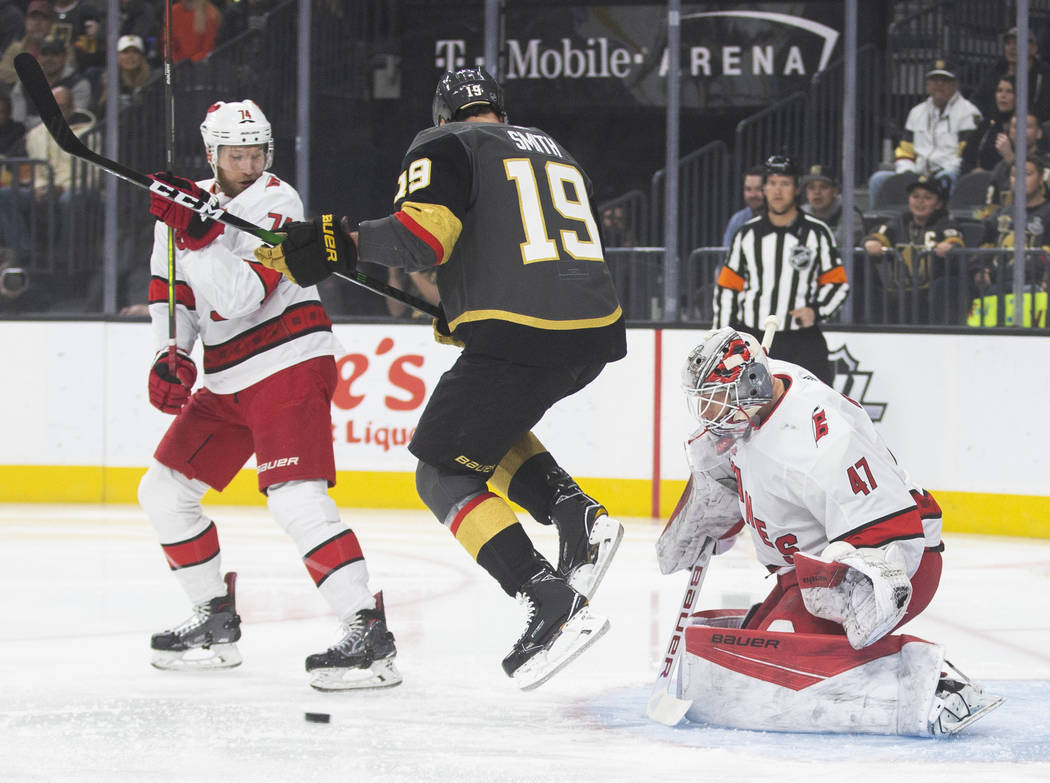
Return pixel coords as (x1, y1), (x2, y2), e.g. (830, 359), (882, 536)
(513, 608), (610, 691)
(568, 516), (624, 600)
(150, 642), (243, 671)
(309, 657), (403, 691)
(938, 693), (1005, 736)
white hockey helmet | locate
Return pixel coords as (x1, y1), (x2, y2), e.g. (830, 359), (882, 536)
(199, 99), (273, 178)
(681, 327), (773, 436)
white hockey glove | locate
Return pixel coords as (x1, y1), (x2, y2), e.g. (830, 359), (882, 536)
(656, 468), (743, 575)
(794, 541), (913, 650)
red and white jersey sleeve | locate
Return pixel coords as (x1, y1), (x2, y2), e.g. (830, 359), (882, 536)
(726, 360), (941, 575)
(147, 172), (341, 394)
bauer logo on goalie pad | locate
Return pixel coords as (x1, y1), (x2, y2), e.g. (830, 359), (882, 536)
(150, 180), (224, 221)
(710, 632), (780, 649)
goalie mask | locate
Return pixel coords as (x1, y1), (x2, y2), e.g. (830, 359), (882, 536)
(200, 100), (274, 179)
(432, 67), (506, 126)
(682, 327), (773, 436)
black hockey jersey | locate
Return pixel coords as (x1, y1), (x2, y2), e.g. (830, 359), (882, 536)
(358, 120), (626, 366)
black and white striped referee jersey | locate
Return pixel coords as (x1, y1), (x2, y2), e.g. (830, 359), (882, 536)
(713, 211), (849, 330)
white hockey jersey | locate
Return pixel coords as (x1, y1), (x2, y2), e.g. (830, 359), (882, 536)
(147, 172), (341, 394)
(694, 360), (942, 575)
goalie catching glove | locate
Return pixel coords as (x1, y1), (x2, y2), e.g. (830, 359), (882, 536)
(656, 465), (743, 574)
(794, 541), (913, 650)
(148, 172), (225, 251)
(253, 215), (357, 286)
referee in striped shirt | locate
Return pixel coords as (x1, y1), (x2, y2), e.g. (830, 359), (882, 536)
(713, 154), (849, 384)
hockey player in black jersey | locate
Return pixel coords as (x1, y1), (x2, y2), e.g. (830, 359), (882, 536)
(255, 67), (627, 689)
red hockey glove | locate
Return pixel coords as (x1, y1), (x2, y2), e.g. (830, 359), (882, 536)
(148, 351), (197, 414)
(253, 214), (357, 286)
(148, 171), (225, 251)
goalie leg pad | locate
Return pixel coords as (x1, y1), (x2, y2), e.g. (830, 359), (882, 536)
(680, 623), (945, 736)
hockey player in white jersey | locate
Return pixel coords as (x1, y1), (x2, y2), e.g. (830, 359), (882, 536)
(139, 100), (400, 691)
(656, 327), (1003, 736)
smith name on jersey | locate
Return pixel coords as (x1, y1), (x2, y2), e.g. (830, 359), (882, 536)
(357, 121), (625, 366)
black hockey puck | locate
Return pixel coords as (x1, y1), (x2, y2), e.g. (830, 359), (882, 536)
(304, 712), (331, 724)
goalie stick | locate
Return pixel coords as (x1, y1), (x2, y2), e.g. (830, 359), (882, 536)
(646, 536), (717, 726)
(13, 53), (440, 319)
(646, 315), (780, 726)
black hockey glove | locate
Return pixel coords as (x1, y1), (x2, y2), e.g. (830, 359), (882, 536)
(253, 214), (357, 287)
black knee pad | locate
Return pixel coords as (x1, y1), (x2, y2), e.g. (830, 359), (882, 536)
(415, 461), (489, 522)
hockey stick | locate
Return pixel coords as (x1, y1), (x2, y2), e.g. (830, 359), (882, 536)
(646, 315), (780, 726)
(162, 0), (177, 374)
(646, 536), (717, 726)
(13, 53), (441, 319)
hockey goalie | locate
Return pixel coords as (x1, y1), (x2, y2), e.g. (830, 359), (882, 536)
(653, 327), (1003, 737)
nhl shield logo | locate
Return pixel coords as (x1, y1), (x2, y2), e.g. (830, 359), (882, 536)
(789, 244), (815, 270)
(828, 344), (887, 421)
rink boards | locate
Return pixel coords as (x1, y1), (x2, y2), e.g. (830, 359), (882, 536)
(0, 320), (1046, 538)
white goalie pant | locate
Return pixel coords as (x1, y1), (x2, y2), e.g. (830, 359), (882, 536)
(678, 610), (945, 736)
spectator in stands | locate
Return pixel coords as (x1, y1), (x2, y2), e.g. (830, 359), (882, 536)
(800, 164), (864, 251)
(869, 60), (981, 208)
(172, 0), (222, 63)
(0, 92), (25, 159)
(0, 85), (95, 267)
(973, 26), (1050, 124)
(862, 176), (965, 322)
(0, 93), (27, 259)
(216, 0), (277, 46)
(52, 0), (105, 73)
(971, 153), (1050, 310)
(0, 0), (56, 91)
(0, 0), (25, 55)
(119, 0), (160, 66)
(986, 110), (1048, 207)
(98, 34), (154, 111)
(10, 32), (92, 130)
(962, 76), (1015, 175)
(721, 165), (765, 247)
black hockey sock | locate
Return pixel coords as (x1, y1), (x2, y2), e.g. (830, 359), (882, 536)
(505, 453), (570, 525)
(476, 523), (551, 597)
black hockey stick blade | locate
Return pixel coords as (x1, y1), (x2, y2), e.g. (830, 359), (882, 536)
(13, 52), (440, 318)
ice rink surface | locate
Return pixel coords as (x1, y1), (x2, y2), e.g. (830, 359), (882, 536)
(1, 503), (1048, 783)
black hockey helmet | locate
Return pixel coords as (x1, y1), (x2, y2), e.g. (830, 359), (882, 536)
(764, 154), (801, 180)
(432, 67), (506, 126)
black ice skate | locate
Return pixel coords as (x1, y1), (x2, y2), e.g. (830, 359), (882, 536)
(502, 567), (610, 691)
(928, 662), (1005, 736)
(550, 486), (623, 600)
(306, 591), (402, 691)
(150, 572), (243, 671)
